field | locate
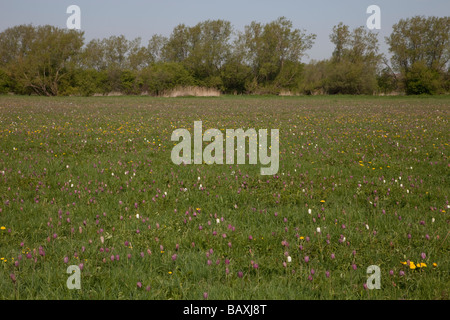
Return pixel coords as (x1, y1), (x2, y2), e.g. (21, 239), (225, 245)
(0, 95), (448, 300)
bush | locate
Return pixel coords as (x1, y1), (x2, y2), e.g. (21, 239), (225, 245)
(0, 68), (10, 94)
(325, 60), (377, 95)
(141, 62), (198, 96)
(377, 68), (398, 95)
(220, 61), (252, 94)
(405, 61), (442, 95)
(120, 70), (143, 95)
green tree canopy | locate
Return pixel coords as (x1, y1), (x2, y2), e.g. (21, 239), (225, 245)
(386, 16), (449, 94)
(0, 25), (84, 96)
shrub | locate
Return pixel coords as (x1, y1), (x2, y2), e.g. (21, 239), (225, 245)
(405, 61), (442, 95)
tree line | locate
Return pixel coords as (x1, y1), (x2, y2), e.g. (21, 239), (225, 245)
(0, 16), (448, 96)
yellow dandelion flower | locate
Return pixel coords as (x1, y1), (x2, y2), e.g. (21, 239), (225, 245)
(433, 263), (437, 267)
(409, 262), (416, 270)
(418, 263), (427, 268)
(0, 226), (5, 230)
(320, 200), (325, 203)
(400, 261), (407, 265)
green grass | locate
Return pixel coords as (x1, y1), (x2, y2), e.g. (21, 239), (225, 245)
(0, 94), (448, 300)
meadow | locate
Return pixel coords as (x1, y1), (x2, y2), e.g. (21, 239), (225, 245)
(0, 94), (448, 300)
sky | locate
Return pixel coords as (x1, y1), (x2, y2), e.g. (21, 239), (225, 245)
(0, 0), (449, 62)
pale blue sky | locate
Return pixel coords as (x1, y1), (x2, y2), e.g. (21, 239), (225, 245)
(1, 0), (449, 61)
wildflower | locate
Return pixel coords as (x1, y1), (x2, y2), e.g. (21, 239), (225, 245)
(137, 282), (142, 288)
(421, 252), (426, 260)
(418, 263), (427, 268)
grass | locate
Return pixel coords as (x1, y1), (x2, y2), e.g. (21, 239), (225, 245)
(0, 94), (448, 300)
